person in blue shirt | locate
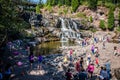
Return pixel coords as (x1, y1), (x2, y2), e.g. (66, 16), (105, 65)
(79, 67), (88, 80)
(104, 61), (111, 80)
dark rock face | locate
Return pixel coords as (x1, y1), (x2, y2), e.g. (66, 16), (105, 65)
(114, 68), (120, 80)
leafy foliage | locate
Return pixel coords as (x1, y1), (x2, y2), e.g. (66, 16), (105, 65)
(88, 0), (98, 9)
(90, 16), (93, 23)
(0, 0), (29, 42)
(71, 0), (79, 12)
(119, 11), (120, 26)
(65, 0), (71, 6)
(100, 20), (106, 30)
(36, 5), (40, 14)
(108, 7), (114, 31)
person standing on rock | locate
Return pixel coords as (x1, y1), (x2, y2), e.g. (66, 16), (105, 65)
(102, 41), (105, 49)
(91, 44), (95, 55)
(113, 46), (118, 56)
(78, 67), (88, 80)
(86, 53), (91, 66)
(69, 49), (73, 62)
(75, 59), (80, 72)
(95, 57), (100, 68)
(80, 57), (84, 68)
(38, 54), (43, 70)
(100, 67), (109, 80)
(29, 53), (34, 69)
(87, 62), (94, 78)
(104, 60), (111, 80)
(65, 68), (73, 80)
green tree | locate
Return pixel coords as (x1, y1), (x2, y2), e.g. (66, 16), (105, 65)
(36, 5), (40, 14)
(0, 0), (29, 46)
(52, 0), (58, 5)
(108, 8), (114, 30)
(118, 11), (120, 27)
(101, 0), (105, 6)
(65, 0), (71, 6)
(38, 0), (44, 8)
(88, 0), (98, 9)
(46, 0), (53, 6)
(100, 20), (106, 30)
(71, 0), (79, 12)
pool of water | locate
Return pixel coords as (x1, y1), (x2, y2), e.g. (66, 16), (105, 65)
(34, 41), (75, 55)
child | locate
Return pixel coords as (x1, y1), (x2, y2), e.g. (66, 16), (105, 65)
(64, 55), (68, 63)
(95, 57), (99, 68)
(86, 53), (91, 66)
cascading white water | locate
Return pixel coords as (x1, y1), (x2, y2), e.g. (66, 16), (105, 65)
(73, 21), (79, 32)
(60, 18), (81, 43)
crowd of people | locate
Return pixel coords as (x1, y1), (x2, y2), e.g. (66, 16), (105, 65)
(64, 34), (120, 80)
(0, 33), (120, 80)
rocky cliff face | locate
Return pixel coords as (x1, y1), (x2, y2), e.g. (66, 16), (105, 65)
(41, 6), (120, 30)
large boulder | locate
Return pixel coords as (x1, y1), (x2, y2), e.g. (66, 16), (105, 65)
(114, 68), (120, 80)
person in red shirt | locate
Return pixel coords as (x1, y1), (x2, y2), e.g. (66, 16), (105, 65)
(95, 57), (100, 68)
(75, 59), (80, 72)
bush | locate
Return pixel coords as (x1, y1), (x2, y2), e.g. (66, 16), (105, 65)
(108, 7), (114, 31)
(90, 16), (93, 23)
(76, 12), (86, 18)
(100, 20), (106, 30)
(36, 5), (40, 14)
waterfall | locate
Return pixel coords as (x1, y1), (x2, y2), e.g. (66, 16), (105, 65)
(60, 18), (81, 43)
(73, 21), (79, 32)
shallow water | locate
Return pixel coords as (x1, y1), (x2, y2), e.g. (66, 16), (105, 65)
(34, 41), (75, 55)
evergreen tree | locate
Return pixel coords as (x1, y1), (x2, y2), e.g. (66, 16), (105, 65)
(46, 0), (53, 6)
(108, 8), (114, 30)
(38, 0), (43, 8)
(0, 0), (29, 45)
(36, 5), (40, 14)
(88, 0), (98, 9)
(118, 11), (120, 27)
(78, 0), (81, 5)
(65, 0), (71, 6)
(101, 0), (105, 6)
(71, 0), (79, 12)
(52, 0), (58, 6)
(100, 20), (106, 30)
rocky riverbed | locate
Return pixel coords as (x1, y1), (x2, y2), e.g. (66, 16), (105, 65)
(1, 31), (120, 80)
